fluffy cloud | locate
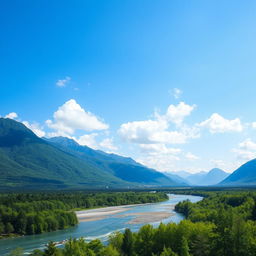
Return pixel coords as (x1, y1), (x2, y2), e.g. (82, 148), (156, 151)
(239, 138), (256, 151)
(119, 120), (198, 145)
(137, 144), (181, 172)
(46, 99), (108, 136)
(5, 112), (18, 119)
(75, 134), (118, 152)
(137, 143), (200, 172)
(119, 102), (198, 145)
(22, 121), (46, 137)
(164, 102), (195, 125)
(233, 138), (256, 161)
(99, 138), (118, 152)
(56, 76), (71, 87)
(75, 133), (98, 149)
(199, 113), (243, 133)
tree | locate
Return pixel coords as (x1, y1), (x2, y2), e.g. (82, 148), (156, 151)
(0, 221), (4, 234)
(160, 247), (178, 256)
(122, 228), (133, 256)
(5, 222), (14, 234)
(109, 231), (123, 253)
(87, 239), (103, 254)
(180, 237), (190, 256)
(44, 241), (61, 256)
(134, 224), (154, 256)
(100, 245), (120, 256)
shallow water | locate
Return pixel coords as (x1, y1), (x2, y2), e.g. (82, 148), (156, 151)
(0, 194), (202, 255)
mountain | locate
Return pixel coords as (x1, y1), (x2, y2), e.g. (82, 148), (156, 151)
(199, 168), (229, 186)
(171, 168), (229, 186)
(46, 136), (179, 186)
(163, 172), (189, 186)
(185, 171), (208, 185)
(220, 159), (256, 186)
(174, 168), (229, 186)
(174, 171), (193, 179)
(0, 118), (130, 190)
(0, 118), (179, 190)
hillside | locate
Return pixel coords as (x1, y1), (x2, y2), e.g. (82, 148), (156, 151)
(0, 118), (131, 190)
(46, 136), (179, 186)
(163, 172), (189, 186)
(220, 159), (256, 186)
(0, 118), (179, 190)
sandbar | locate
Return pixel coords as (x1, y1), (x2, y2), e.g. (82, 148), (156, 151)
(76, 206), (132, 222)
(120, 211), (174, 224)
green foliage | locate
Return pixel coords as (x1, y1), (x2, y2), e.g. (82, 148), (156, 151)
(121, 228), (133, 256)
(180, 237), (190, 256)
(160, 247), (178, 256)
(11, 189), (256, 256)
(0, 191), (167, 236)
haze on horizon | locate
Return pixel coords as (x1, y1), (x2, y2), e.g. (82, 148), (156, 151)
(1, 0), (256, 174)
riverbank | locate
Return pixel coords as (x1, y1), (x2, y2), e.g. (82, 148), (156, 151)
(76, 203), (155, 222)
(0, 194), (203, 256)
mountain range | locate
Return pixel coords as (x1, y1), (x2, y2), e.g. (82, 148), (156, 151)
(0, 118), (179, 190)
(170, 168), (229, 186)
(1, 117), (256, 190)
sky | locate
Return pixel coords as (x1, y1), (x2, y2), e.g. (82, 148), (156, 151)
(1, 0), (256, 173)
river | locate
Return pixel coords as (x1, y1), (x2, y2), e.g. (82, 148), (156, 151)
(0, 194), (202, 255)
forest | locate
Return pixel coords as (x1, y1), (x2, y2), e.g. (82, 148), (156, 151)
(0, 191), (168, 237)
(12, 189), (256, 256)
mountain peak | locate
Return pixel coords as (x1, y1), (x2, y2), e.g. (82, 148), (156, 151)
(0, 117), (39, 147)
(220, 159), (256, 185)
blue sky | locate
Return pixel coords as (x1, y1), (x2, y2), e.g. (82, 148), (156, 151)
(1, 0), (256, 173)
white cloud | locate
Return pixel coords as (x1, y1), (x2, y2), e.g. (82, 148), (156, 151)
(75, 133), (98, 149)
(99, 138), (118, 152)
(137, 144), (181, 172)
(46, 99), (108, 136)
(56, 76), (71, 87)
(119, 102), (198, 145)
(252, 122), (256, 129)
(22, 121), (46, 137)
(5, 112), (18, 119)
(232, 138), (256, 161)
(163, 102), (195, 125)
(238, 138), (256, 151)
(233, 149), (256, 161)
(172, 88), (183, 99)
(199, 113), (243, 133)
(185, 152), (199, 161)
(119, 120), (198, 145)
(75, 134), (118, 152)
(119, 119), (167, 144)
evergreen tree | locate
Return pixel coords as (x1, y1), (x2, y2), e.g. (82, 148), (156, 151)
(180, 237), (190, 256)
(122, 228), (133, 256)
(5, 222), (14, 234)
(160, 247), (178, 256)
(44, 241), (61, 256)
